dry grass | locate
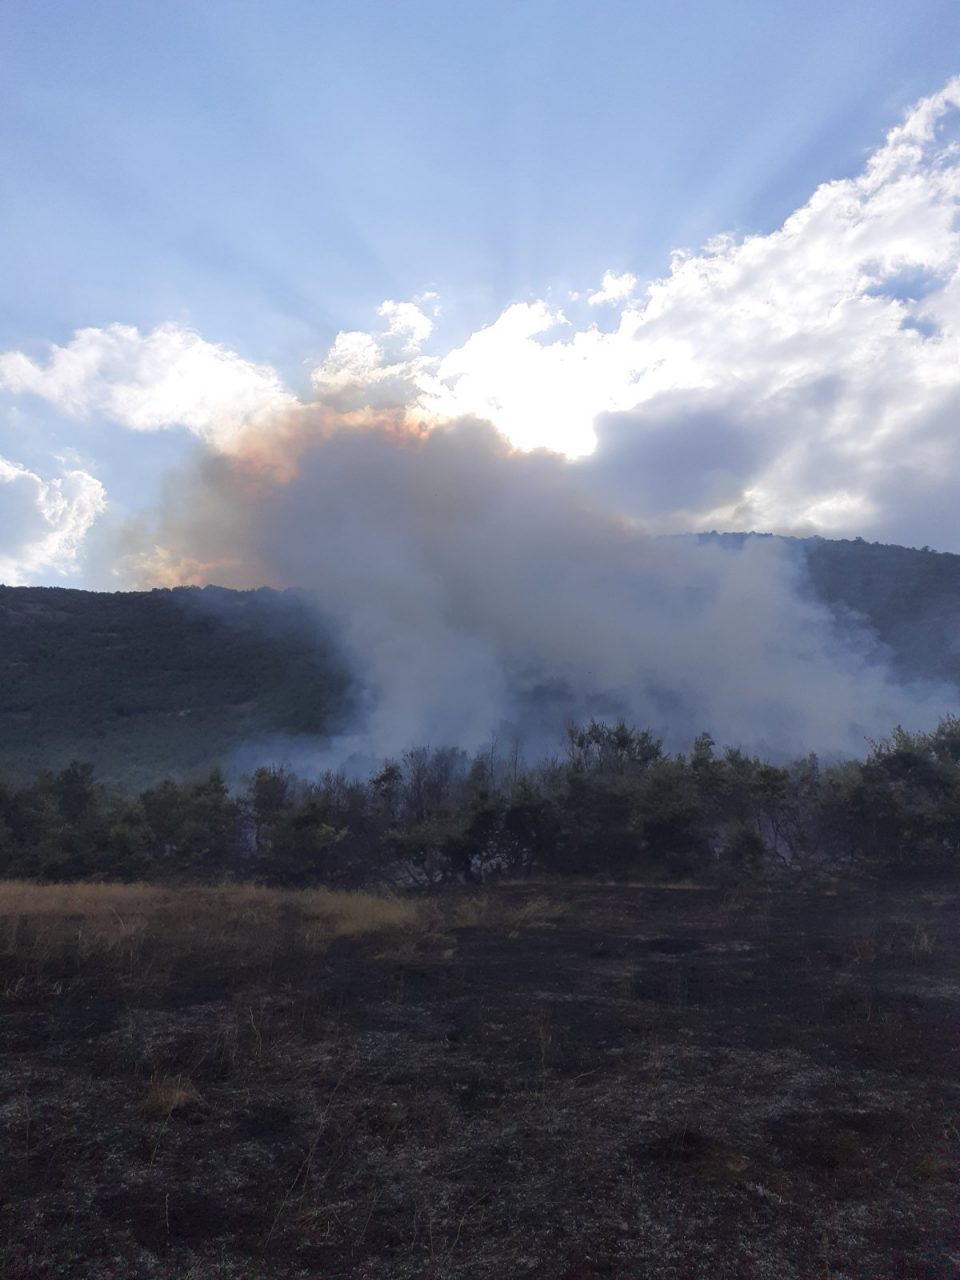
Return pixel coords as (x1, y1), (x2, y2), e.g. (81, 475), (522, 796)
(0, 879), (417, 932)
(373, 893), (565, 962)
(846, 918), (939, 967)
(0, 881), (562, 986)
(0, 880), (420, 983)
(440, 893), (564, 931)
(143, 1072), (205, 1120)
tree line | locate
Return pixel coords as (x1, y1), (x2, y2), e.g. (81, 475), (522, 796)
(2, 717), (960, 886)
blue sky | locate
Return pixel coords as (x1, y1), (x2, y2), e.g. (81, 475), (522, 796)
(3, 1), (960, 583)
(5, 0), (959, 373)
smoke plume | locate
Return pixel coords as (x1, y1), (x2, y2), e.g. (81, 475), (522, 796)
(119, 405), (949, 766)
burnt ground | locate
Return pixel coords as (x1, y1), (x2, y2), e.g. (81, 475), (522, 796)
(1, 883), (959, 1279)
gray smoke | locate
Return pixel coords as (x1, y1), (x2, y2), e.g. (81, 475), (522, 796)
(119, 410), (952, 768)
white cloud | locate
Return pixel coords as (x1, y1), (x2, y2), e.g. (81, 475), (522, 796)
(587, 270), (638, 306)
(297, 76), (960, 546)
(0, 455), (105, 584)
(0, 323), (298, 450)
(377, 299), (434, 354)
(310, 300), (439, 416)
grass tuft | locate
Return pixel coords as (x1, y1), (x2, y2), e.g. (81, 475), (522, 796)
(143, 1072), (205, 1120)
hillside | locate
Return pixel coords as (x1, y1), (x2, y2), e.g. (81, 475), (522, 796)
(0, 585), (348, 785)
(803, 537), (960, 685)
(698, 532), (960, 686)
(0, 535), (958, 784)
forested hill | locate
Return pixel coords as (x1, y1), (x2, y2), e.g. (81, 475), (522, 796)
(1, 535), (959, 785)
(804, 538), (960, 685)
(697, 533), (960, 686)
(0, 586), (348, 785)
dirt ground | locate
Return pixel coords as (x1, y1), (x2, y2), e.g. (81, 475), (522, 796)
(1, 882), (959, 1279)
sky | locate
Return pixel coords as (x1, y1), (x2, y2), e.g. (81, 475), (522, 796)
(3, 1), (960, 586)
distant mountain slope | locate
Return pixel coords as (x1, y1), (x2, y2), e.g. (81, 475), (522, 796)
(0, 586), (348, 785)
(697, 533), (960, 687)
(803, 538), (960, 686)
(1, 535), (958, 784)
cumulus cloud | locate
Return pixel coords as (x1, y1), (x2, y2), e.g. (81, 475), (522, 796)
(377, 299), (435, 354)
(0, 455), (105, 584)
(0, 323), (298, 451)
(310, 300), (438, 416)
(290, 77), (960, 547)
(587, 270), (638, 306)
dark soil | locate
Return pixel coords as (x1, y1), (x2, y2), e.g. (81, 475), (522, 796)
(2, 884), (959, 1278)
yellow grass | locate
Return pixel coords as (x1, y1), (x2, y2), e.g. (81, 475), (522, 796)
(143, 1072), (205, 1119)
(0, 881), (560, 982)
(0, 879), (416, 927)
(0, 880), (420, 974)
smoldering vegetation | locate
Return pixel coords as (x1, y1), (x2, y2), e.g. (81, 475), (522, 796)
(119, 413), (955, 772)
